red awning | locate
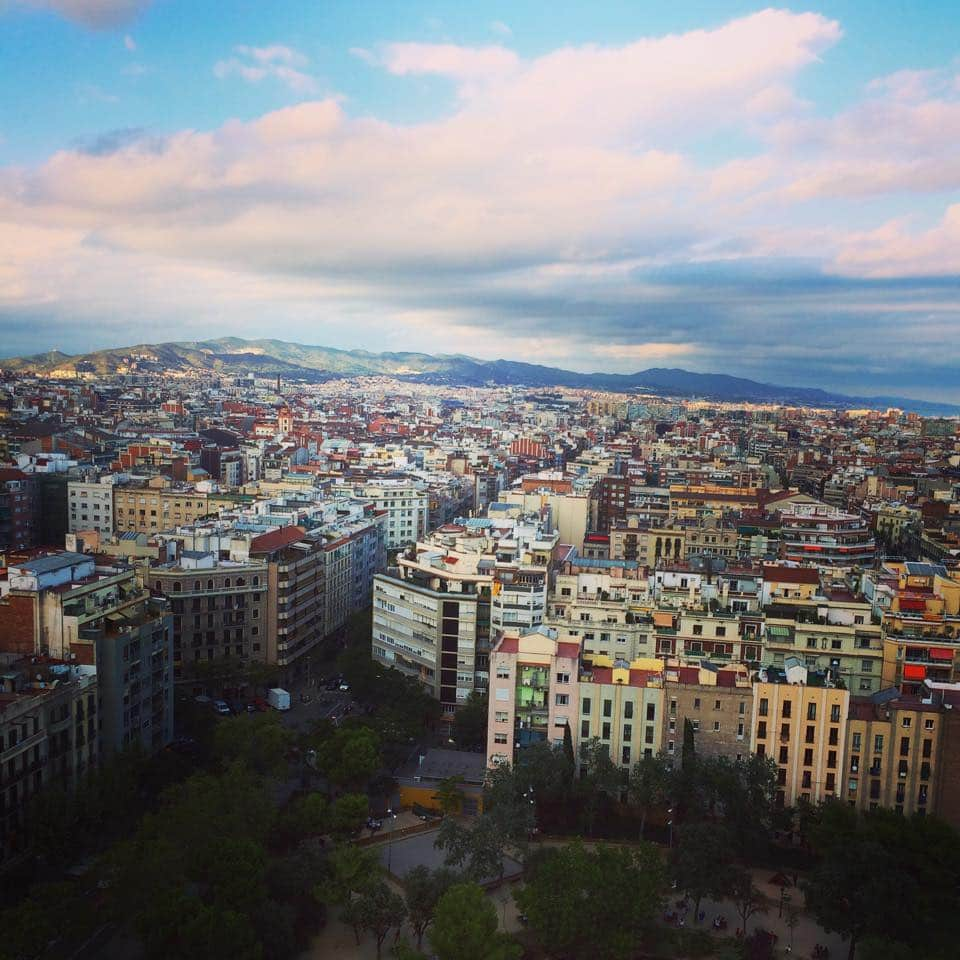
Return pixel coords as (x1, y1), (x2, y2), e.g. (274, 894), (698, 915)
(903, 664), (927, 680)
(929, 648), (955, 662)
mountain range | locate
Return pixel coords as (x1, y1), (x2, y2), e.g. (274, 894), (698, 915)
(1, 337), (957, 416)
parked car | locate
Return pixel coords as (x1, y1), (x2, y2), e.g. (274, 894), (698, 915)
(252, 698), (269, 712)
(212, 700), (231, 716)
(338, 680), (350, 692)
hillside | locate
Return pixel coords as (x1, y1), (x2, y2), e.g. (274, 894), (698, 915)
(1, 337), (956, 415)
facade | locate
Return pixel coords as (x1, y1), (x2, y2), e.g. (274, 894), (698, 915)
(486, 628), (580, 767)
(779, 504), (876, 569)
(752, 669), (849, 807)
(0, 468), (36, 551)
(662, 663), (753, 762)
(359, 481), (429, 551)
(0, 664), (98, 865)
(845, 693), (941, 816)
(67, 478), (115, 536)
(146, 553), (268, 679)
(0, 552), (173, 756)
(113, 479), (211, 535)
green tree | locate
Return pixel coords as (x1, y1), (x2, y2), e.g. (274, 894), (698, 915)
(628, 752), (671, 838)
(577, 738), (621, 836)
(328, 793), (369, 839)
(357, 881), (408, 960)
(434, 776), (466, 815)
(435, 813), (507, 882)
(274, 792), (328, 847)
(320, 843), (382, 906)
(672, 823), (735, 923)
(452, 692), (488, 750)
(404, 865), (457, 947)
(212, 713), (293, 778)
(516, 841), (665, 960)
(429, 883), (521, 960)
(316, 726), (381, 791)
(728, 868), (769, 937)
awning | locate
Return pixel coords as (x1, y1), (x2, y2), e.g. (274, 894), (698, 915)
(903, 664), (927, 680)
(929, 647), (954, 662)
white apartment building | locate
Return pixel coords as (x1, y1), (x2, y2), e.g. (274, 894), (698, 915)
(67, 478), (115, 535)
(361, 481), (429, 550)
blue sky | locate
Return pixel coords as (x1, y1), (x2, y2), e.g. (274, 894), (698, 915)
(2, 1), (960, 401)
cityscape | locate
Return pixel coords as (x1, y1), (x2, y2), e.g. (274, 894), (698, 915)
(3, 3), (960, 960)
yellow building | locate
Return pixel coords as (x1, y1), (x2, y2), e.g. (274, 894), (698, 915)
(578, 655), (664, 770)
(845, 695), (941, 816)
(881, 563), (960, 693)
(113, 478), (211, 534)
(752, 675), (849, 808)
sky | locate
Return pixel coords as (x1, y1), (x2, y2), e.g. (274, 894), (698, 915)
(2, 2), (960, 402)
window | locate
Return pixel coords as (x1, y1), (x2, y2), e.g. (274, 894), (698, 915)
(852, 732), (862, 752)
(555, 694), (569, 707)
(781, 723), (791, 740)
(670, 698), (677, 715)
(831, 704), (841, 723)
(902, 716), (912, 728)
(582, 697), (591, 714)
(828, 750), (837, 769)
(691, 720), (700, 732)
(922, 738), (932, 759)
(804, 748), (813, 766)
(714, 699), (721, 711)
(924, 718), (935, 731)
(581, 720), (590, 739)
(782, 701), (792, 718)
(759, 698), (768, 716)
(623, 724), (632, 742)
(874, 734), (884, 754)
(622, 746), (631, 765)
(807, 702), (817, 720)
(757, 721), (767, 739)
(713, 721), (721, 733)
(806, 725), (815, 744)
(668, 740), (675, 754)
(694, 697), (701, 710)
(716, 626), (726, 637)
(603, 700), (612, 718)
(646, 703), (656, 721)
(495, 711), (509, 723)
(556, 672), (570, 684)
(900, 736), (910, 757)
(496, 666), (510, 679)
(850, 755), (859, 772)
(693, 624), (702, 635)
(494, 733), (508, 744)
(495, 688), (509, 702)
(645, 725), (655, 744)
(602, 722), (611, 740)
(779, 746), (788, 764)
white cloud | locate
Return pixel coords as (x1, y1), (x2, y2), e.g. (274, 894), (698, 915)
(20, 0), (151, 29)
(214, 44), (317, 94)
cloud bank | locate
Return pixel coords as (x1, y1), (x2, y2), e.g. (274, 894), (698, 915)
(2, 9), (960, 400)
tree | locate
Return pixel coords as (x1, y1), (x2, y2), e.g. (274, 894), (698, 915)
(562, 721), (576, 771)
(212, 713), (293, 778)
(316, 726), (381, 791)
(320, 843), (382, 906)
(434, 776), (466, 815)
(357, 881), (408, 960)
(274, 792), (328, 847)
(728, 868), (769, 937)
(516, 841), (665, 960)
(429, 883), (521, 960)
(672, 823), (735, 923)
(452, 692), (488, 750)
(435, 813), (507, 882)
(804, 803), (960, 960)
(628, 752), (671, 838)
(404, 865), (457, 947)
(577, 738), (621, 836)
(327, 793), (369, 839)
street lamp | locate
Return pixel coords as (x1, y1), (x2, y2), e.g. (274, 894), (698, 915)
(385, 808), (398, 874)
(667, 807), (674, 849)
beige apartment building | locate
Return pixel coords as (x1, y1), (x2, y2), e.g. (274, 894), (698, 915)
(113, 477), (211, 534)
(752, 673), (849, 807)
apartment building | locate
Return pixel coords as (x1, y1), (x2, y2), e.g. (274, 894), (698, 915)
(113, 478), (210, 535)
(845, 691), (941, 816)
(358, 481), (429, 550)
(0, 468), (36, 551)
(662, 662), (753, 762)
(486, 627), (580, 767)
(880, 562), (960, 693)
(0, 552), (174, 755)
(147, 552), (267, 679)
(579, 656), (664, 769)
(752, 665), (849, 807)
(778, 504), (876, 569)
(67, 478), (115, 536)
(0, 663), (98, 864)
